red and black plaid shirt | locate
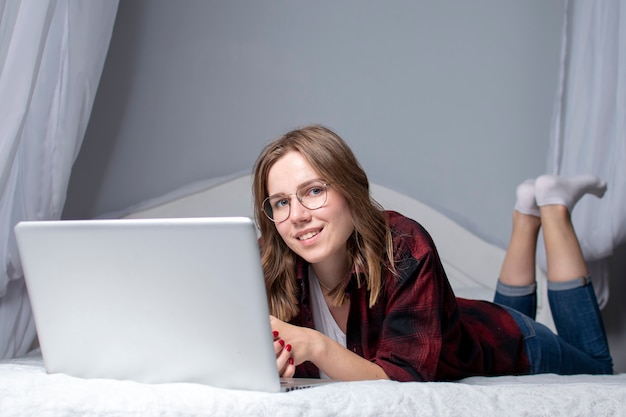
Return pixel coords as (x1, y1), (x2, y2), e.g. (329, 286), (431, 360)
(291, 211), (530, 382)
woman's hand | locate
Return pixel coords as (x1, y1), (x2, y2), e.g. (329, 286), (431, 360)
(272, 329), (295, 377)
(270, 315), (319, 367)
(270, 315), (390, 381)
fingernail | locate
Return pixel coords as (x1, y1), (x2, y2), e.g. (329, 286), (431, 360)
(286, 344), (292, 352)
(279, 339), (285, 347)
(288, 358), (294, 365)
(273, 330), (279, 338)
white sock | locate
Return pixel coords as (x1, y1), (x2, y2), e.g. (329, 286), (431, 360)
(514, 179), (540, 217)
(535, 174), (607, 213)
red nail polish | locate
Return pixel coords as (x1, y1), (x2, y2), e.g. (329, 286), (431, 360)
(288, 358), (294, 365)
(273, 330), (279, 338)
(286, 344), (292, 352)
(279, 339), (285, 347)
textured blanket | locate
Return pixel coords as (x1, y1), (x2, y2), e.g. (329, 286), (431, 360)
(1, 351), (625, 417)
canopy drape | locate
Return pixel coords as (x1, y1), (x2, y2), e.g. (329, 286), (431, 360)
(0, 0), (118, 359)
(540, 0), (626, 308)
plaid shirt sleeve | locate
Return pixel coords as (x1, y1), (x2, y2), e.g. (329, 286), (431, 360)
(347, 211), (457, 381)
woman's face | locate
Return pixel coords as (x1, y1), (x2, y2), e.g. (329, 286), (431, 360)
(266, 151), (354, 271)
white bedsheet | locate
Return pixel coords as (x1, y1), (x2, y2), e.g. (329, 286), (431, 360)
(1, 350), (625, 417)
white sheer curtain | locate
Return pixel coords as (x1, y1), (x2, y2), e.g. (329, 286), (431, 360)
(0, 0), (118, 359)
(540, 0), (626, 307)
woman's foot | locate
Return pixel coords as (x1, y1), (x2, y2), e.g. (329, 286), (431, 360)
(535, 174), (607, 213)
(514, 179), (540, 217)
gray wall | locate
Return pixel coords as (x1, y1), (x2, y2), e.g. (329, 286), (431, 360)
(63, 0), (625, 372)
(63, 0), (563, 248)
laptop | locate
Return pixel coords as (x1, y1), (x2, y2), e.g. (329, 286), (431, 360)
(14, 217), (331, 392)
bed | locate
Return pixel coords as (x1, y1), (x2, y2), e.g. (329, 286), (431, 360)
(2, 173), (625, 417)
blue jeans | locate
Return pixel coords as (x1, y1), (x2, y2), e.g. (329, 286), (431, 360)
(494, 277), (613, 375)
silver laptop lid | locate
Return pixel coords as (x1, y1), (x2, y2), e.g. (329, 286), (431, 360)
(15, 217), (281, 392)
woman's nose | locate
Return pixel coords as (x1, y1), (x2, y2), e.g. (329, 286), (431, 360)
(289, 197), (311, 222)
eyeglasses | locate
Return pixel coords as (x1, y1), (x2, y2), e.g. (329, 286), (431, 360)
(262, 180), (330, 223)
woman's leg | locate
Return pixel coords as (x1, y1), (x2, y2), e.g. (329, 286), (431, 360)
(494, 180), (540, 318)
(535, 174), (606, 282)
(539, 205), (587, 282)
(533, 175), (612, 373)
(496, 175), (612, 374)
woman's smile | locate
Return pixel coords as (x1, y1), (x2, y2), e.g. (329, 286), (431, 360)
(295, 228), (321, 242)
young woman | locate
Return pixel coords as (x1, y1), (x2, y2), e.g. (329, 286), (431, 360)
(252, 124), (613, 382)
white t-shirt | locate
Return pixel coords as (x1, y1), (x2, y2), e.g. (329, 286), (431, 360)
(308, 266), (346, 379)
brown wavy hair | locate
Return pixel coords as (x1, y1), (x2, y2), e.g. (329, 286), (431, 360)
(252, 125), (394, 321)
